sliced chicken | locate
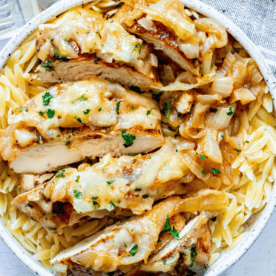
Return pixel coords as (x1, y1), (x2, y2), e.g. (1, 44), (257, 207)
(141, 213), (211, 273)
(116, 0), (199, 75)
(32, 7), (161, 89)
(51, 191), (227, 274)
(0, 78), (163, 174)
(12, 140), (191, 231)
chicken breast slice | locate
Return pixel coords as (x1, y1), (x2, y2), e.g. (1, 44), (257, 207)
(12, 140), (191, 231)
(117, 0), (199, 75)
(51, 196), (183, 274)
(0, 78), (163, 174)
(141, 213), (211, 273)
(51, 191), (227, 274)
(32, 7), (161, 89)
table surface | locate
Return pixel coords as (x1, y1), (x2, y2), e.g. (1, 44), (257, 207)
(0, 0), (276, 275)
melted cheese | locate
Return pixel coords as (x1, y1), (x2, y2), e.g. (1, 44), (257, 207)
(6, 77), (160, 143)
(13, 140), (189, 230)
(37, 8), (157, 75)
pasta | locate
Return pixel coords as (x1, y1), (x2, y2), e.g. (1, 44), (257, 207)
(0, 0), (275, 274)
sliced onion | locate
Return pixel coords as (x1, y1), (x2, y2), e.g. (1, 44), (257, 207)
(138, 18), (154, 30)
(210, 77), (233, 98)
(230, 88), (256, 105)
(14, 129), (38, 147)
(202, 49), (213, 75)
(202, 135), (223, 163)
(149, 53), (158, 67)
(206, 105), (236, 130)
(179, 41), (199, 59)
(216, 52), (235, 77)
(201, 35), (216, 55)
(251, 68), (263, 84)
(196, 94), (222, 105)
(194, 18), (228, 48)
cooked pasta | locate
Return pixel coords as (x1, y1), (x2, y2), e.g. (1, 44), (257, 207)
(0, 0), (275, 274)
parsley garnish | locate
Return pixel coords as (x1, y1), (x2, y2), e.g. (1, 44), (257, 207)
(25, 203), (33, 208)
(190, 245), (198, 267)
(165, 101), (171, 119)
(74, 116), (84, 124)
(107, 180), (115, 185)
(162, 215), (183, 240)
(170, 226), (182, 240)
(201, 169), (206, 174)
(47, 109), (55, 118)
(25, 108), (28, 112)
(109, 201), (115, 210)
(143, 194), (149, 199)
(131, 106), (135, 111)
(50, 38), (54, 43)
(84, 109), (91, 115)
(133, 43), (142, 54)
(212, 168), (222, 175)
(56, 170), (65, 178)
(227, 105), (235, 116)
(147, 109), (152, 115)
(246, 140), (249, 143)
(65, 141), (71, 146)
(75, 175), (80, 183)
(129, 244), (138, 256)
(42, 60), (53, 71)
(95, 30), (101, 39)
(162, 216), (172, 232)
(92, 196), (100, 208)
(163, 259), (167, 265)
(116, 101), (122, 114)
(135, 187), (142, 191)
(48, 227), (57, 231)
(39, 111), (44, 116)
(122, 131), (136, 147)
(71, 95), (88, 104)
(98, 107), (102, 112)
(197, 153), (208, 159)
(42, 92), (53, 106)
(73, 190), (82, 198)
(234, 148), (241, 152)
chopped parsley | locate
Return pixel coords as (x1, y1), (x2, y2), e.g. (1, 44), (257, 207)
(131, 106), (135, 111)
(42, 60), (53, 71)
(116, 101), (122, 114)
(162, 215), (183, 240)
(197, 153), (208, 159)
(92, 196), (100, 208)
(147, 109), (152, 115)
(39, 111), (45, 116)
(71, 95), (88, 104)
(75, 175), (80, 183)
(47, 109), (55, 118)
(109, 201), (115, 210)
(129, 244), (138, 256)
(95, 30), (101, 39)
(25, 108), (28, 112)
(48, 227), (57, 231)
(133, 43), (142, 54)
(124, 243), (127, 248)
(42, 92), (53, 106)
(163, 259), (167, 265)
(135, 187), (142, 191)
(107, 180), (115, 185)
(212, 168), (222, 175)
(227, 105), (235, 116)
(143, 194), (149, 199)
(190, 244), (198, 267)
(162, 216), (172, 232)
(234, 148), (241, 152)
(210, 108), (218, 113)
(221, 135), (225, 138)
(98, 107), (102, 112)
(118, 200), (121, 204)
(246, 140), (249, 143)
(25, 203), (33, 208)
(122, 130), (136, 147)
(170, 226), (183, 240)
(84, 109), (91, 115)
(65, 141), (71, 146)
(73, 190), (82, 198)
(201, 169), (206, 174)
(56, 170), (65, 178)
(74, 116), (84, 124)
(50, 38), (54, 43)
(165, 101), (171, 119)
(133, 159), (137, 164)
(222, 9), (226, 12)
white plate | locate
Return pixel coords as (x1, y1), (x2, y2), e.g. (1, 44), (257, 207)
(0, 0), (275, 275)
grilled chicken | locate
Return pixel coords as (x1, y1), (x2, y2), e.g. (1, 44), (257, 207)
(51, 192), (226, 274)
(32, 8), (161, 90)
(141, 213), (211, 273)
(12, 140), (192, 230)
(0, 78), (163, 174)
(117, 0), (199, 75)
